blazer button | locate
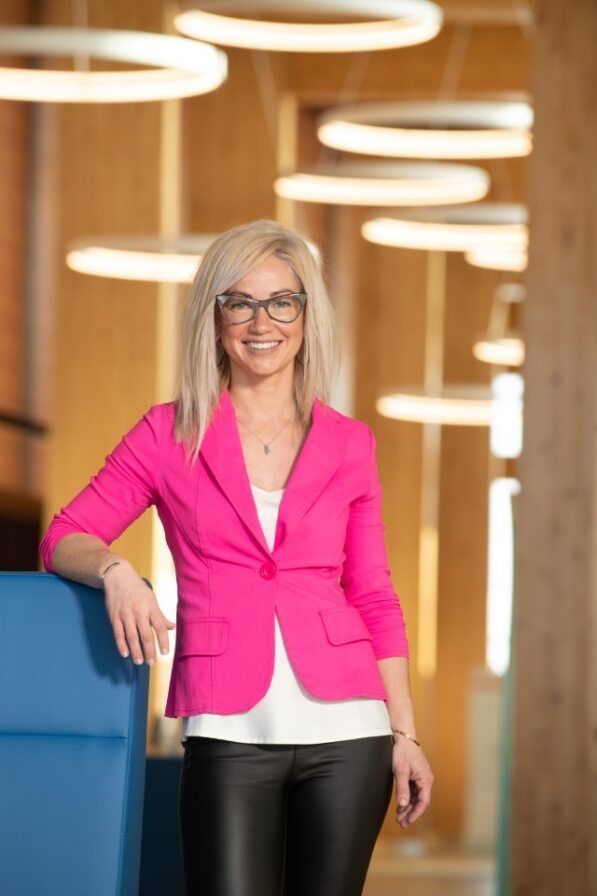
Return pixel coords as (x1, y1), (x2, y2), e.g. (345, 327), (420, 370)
(260, 562), (277, 579)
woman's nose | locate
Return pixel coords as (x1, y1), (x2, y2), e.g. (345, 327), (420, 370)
(249, 305), (274, 328)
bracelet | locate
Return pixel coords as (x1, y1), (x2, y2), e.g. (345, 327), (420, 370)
(391, 727), (421, 747)
(99, 560), (121, 584)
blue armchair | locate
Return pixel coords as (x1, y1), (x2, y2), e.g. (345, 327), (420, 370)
(0, 571), (150, 896)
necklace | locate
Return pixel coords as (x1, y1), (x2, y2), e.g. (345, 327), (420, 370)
(237, 416), (293, 454)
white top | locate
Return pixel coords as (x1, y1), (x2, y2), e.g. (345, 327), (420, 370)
(181, 484), (392, 744)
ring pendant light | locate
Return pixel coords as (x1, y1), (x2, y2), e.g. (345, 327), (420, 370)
(376, 385), (494, 426)
(66, 235), (218, 283)
(465, 247), (528, 272)
(317, 99), (533, 159)
(473, 337), (525, 366)
(0, 26), (228, 102)
(174, 1), (443, 53)
(66, 234), (321, 282)
(274, 161), (489, 206)
(473, 282), (525, 367)
(361, 203), (528, 251)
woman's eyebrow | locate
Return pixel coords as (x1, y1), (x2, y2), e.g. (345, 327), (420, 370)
(226, 288), (297, 297)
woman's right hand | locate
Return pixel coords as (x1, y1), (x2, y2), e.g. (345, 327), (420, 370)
(103, 560), (176, 665)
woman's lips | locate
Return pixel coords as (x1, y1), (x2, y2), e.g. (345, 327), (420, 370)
(242, 340), (283, 354)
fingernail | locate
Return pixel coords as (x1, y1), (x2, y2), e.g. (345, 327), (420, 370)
(161, 647), (168, 655)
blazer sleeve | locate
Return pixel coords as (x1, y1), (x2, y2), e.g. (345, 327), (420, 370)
(39, 404), (162, 574)
(341, 426), (410, 660)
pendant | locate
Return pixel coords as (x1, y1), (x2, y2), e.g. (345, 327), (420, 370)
(264, 444), (271, 454)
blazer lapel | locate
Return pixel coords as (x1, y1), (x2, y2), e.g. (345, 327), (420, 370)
(199, 387), (348, 556)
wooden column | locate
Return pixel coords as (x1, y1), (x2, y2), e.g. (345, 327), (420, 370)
(511, 1), (597, 892)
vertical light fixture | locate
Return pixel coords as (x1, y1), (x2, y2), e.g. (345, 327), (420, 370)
(490, 373), (524, 460)
(417, 251), (446, 682)
(485, 481), (520, 673)
(486, 373), (524, 677)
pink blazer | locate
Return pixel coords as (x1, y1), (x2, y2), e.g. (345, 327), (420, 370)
(40, 387), (409, 717)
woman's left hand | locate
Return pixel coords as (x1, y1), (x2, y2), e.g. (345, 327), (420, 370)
(392, 737), (434, 827)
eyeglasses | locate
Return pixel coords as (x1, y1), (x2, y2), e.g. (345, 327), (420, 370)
(215, 292), (307, 324)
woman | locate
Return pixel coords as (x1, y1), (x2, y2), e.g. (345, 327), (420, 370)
(40, 219), (434, 896)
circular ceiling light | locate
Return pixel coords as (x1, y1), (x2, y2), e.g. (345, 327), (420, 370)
(465, 247), (528, 272)
(0, 26), (228, 102)
(318, 99), (533, 159)
(472, 281), (526, 366)
(361, 203), (527, 251)
(66, 233), (322, 282)
(174, 1), (443, 53)
(274, 161), (489, 207)
(66, 235), (218, 282)
(376, 384), (493, 426)
(473, 336), (525, 366)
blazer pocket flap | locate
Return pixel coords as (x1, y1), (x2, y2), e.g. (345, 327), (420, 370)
(178, 617), (230, 656)
(320, 606), (373, 645)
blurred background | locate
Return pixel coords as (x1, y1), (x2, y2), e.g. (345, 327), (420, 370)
(2, 1), (595, 894)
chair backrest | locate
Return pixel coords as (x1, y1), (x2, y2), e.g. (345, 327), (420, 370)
(0, 572), (150, 896)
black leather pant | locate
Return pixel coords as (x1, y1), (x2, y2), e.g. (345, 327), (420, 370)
(178, 734), (394, 896)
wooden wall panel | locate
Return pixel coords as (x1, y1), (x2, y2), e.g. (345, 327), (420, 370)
(0, 0), (36, 502)
(512, 1), (597, 892)
(289, 24), (530, 103)
(0, 100), (29, 412)
(184, 47), (287, 231)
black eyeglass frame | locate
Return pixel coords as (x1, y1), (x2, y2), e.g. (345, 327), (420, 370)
(215, 291), (307, 324)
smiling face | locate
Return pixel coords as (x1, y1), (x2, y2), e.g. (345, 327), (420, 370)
(215, 253), (305, 384)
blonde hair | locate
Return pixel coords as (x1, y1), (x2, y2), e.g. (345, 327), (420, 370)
(173, 218), (341, 466)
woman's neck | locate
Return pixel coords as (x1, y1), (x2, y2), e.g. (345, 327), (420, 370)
(227, 384), (298, 426)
